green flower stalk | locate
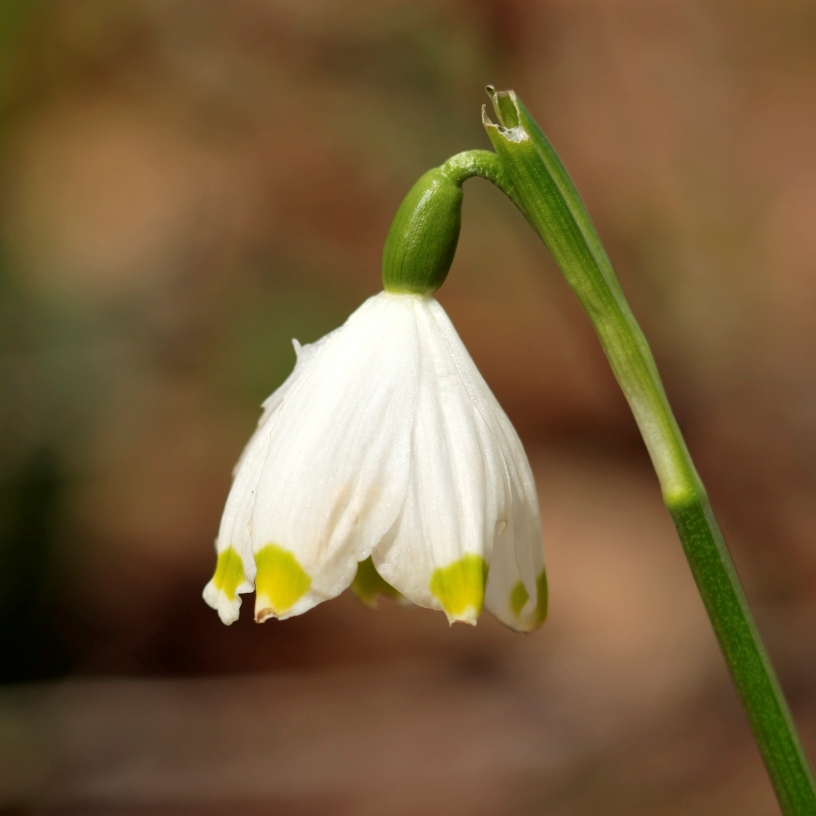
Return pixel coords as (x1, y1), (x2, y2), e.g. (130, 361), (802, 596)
(480, 86), (816, 816)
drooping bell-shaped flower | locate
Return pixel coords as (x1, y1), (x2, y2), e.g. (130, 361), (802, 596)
(203, 163), (547, 632)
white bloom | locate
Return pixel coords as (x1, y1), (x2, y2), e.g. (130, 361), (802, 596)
(203, 291), (546, 632)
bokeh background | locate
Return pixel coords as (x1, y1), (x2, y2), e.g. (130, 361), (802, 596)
(1, 1), (815, 813)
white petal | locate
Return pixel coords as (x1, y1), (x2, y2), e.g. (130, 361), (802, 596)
(202, 417), (269, 625)
(372, 297), (510, 624)
(476, 386), (546, 631)
(249, 292), (420, 621)
(422, 300), (547, 631)
(484, 515), (547, 632)
(371, 297), (546, 629)
(203, 331), (329, 624)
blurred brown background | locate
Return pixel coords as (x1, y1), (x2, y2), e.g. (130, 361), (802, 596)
(1, 1), (815, 814)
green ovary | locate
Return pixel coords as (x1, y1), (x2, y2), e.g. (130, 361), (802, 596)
(430, 554), (488, 619)
(212, 547), (245, 600)
(255, 544), (311, 615)
(509, 569), (548, 629)
(352, 557), (402, 606)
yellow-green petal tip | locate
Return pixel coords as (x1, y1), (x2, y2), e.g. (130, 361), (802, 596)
(430, 554), (487, 624)
(509, 569), (548, 631)
(211, 547), (245, 601)
(352, 556), (402, 607)
(254, 544), (311, 621)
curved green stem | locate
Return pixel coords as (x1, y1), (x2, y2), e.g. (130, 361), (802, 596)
(439, 149), (526, 211)
(478, 87), (816, 815)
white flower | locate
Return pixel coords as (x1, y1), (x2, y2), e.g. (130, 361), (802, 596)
(203, 291), (546, 632)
